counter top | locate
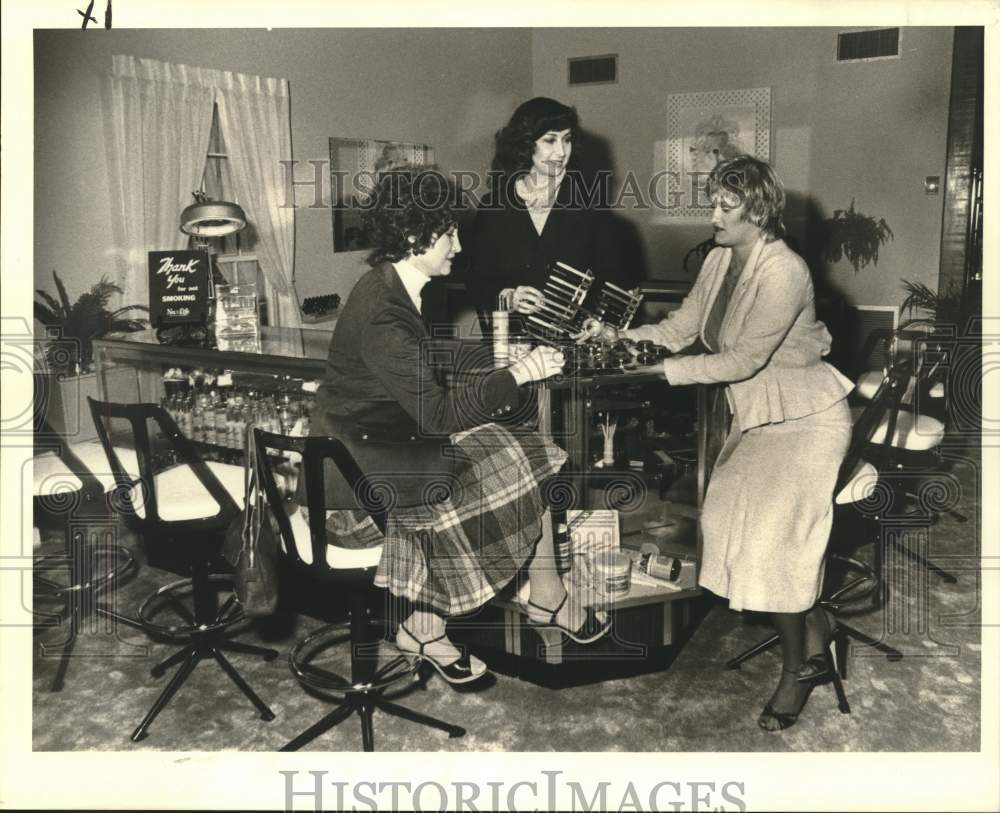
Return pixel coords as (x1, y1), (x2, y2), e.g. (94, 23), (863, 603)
(94, 327), (334, 377)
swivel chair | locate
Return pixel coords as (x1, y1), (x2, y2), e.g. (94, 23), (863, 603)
(851, 328), (962, 582)
(88, 397), (278, 742)
(252, 427), (467, 752)
(33, 415), (142, 691)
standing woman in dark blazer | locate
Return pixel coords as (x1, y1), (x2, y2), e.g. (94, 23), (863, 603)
(468, 97), (627, 318)
(311, 167), (610, 686)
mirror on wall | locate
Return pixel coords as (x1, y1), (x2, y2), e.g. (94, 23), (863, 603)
(329, 137), (435, 254)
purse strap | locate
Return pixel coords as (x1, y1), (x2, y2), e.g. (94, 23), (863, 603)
(241, 421), (262, 567)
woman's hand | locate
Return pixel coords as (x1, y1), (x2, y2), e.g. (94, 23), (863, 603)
(508, 345), (565, 385)
(511, 285), (544, 314)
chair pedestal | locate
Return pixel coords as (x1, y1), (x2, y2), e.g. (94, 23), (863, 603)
(724, 553), (903, 675)
(34, 528), (138, 692)
(129, 568), (279, 742)
(281, 593), (466, 752)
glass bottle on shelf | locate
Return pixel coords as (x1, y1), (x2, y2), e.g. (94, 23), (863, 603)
(192, 397), (204, 443)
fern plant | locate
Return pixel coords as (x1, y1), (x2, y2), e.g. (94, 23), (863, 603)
(34, 271), (148, 375)
(822, 199), (894, 273)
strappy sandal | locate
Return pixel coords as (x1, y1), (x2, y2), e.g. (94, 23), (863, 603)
(525, 593), (611, 645)
(798, 607), (844, 682)
(758, 667), (815, 732)
(395, 623), (488, 685)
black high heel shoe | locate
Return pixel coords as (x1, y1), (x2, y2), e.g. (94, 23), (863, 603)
(758, 668), (814, 732)
(798, 608), (848, 682)
(395, 623), (489, 685)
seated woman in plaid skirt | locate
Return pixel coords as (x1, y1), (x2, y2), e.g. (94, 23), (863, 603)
(310, 166), (610, 684)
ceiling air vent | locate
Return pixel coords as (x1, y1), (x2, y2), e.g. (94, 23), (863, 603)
(837, 28), (901, 62)
(568, 54), (617, 86)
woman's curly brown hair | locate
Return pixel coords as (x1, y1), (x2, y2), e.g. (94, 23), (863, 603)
(361, 166), (457, 265)
(491, 97), (580, 178)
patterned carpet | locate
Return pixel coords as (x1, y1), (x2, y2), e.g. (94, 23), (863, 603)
(32, 441), (981, 753)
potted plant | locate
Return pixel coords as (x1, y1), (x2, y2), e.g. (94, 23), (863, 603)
(899, 279), (964, 332)
(822, 199), (894, 273)
(34, 271), (148, 438)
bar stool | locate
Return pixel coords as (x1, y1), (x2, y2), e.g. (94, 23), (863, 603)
(88, 398), (278, 742)
(33, 420), (142, 691)
(252, 427), (467, 752)
(851, 328), (960, 582)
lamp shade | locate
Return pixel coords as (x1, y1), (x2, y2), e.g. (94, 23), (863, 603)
(180, 200), (247, 238)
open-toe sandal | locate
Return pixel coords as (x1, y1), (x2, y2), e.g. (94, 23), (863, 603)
(395, 623), (488, 685)
(525, 593), (611, 645)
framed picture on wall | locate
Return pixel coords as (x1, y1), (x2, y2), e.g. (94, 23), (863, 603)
(329, 137), (434, 254)
(653, 87), (771, 223)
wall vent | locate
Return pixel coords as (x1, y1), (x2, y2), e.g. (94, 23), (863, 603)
(568, 54), (617, 86)
(837, 28), (901, 62)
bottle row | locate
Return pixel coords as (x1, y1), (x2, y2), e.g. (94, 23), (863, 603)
(162, 386), (316, 449)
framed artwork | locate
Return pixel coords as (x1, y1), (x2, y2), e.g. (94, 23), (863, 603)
(329, 137), (434, 254)
(654, 87), (771, 222)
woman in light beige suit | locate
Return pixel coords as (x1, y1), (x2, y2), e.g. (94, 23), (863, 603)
(624, 156), (854, 731)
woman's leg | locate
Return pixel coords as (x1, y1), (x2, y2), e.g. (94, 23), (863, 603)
(524, 509), (586, 630)
(759, 610), (813, 730)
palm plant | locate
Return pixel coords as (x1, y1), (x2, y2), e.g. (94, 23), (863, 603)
(34, 271), (148, 375)
(899, 279), (964, 332)
(822, 199), (894, 273)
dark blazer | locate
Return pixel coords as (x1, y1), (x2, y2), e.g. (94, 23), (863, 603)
(467, 171), (631, 314)
(314, 262), (521, 440)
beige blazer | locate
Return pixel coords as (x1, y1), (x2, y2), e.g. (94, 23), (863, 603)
(629, 238), (854, 430)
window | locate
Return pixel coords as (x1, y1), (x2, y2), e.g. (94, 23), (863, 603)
(198, 104), (268, 323)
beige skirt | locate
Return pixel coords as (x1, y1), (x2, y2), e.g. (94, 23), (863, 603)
(698, 397), (851, 613)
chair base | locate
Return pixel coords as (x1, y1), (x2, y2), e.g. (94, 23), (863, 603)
(724, 620), (902, 674)
(280, 689), (467, 752)
(887, 536), (958, 584)
(281, 622), (466, 752)
(34, 544), (137, 692)
(127, 572), (279, 742)
(131, 634), (278, 742)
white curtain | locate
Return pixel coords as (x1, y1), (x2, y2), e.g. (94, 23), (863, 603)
(106, 55), (215, 310)
(106, 56), (300, 327)
(214, 72), (300, 328)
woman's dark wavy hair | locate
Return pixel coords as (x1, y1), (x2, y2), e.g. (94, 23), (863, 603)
(491, 97), (580, 177)
(706, 155), (786, 241)
(362, 165), (457, 265)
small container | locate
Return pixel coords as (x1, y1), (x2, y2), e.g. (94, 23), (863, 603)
(637, 551), (684, 582)
(492, 310), (510, 368)
(593, 550), (632, 597)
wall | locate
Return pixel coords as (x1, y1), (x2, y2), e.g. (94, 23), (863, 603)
(33, 28), (531, 306)
(530, 27), (954, 309)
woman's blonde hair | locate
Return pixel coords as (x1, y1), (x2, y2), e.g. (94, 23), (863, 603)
(707, 155), (786, 241)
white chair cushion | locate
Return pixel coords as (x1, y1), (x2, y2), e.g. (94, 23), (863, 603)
(286, 508), (383, 570)
(131, 461), (245, 522)
(33, 441), (140, 497)
(854, 370), (884, 401)
(850, 406), (945, 451)
(855, 371), (944, 401)
(835, 460), (878, 505)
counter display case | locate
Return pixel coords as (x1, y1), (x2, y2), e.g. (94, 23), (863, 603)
(93, 328), (721, 679)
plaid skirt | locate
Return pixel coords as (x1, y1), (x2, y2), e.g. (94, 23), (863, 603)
(330, 422), (567, 616)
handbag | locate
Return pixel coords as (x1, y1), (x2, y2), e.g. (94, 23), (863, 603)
(223, 422), (280, 617)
